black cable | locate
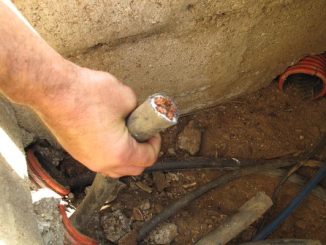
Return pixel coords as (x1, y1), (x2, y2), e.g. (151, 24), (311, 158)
(137, 160), (296, 241)
(145, 157), (255, 173)
(253, 162), (326, 241)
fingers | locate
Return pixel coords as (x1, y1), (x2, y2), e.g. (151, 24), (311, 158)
(106, 165), (146, 178)
(127, 133), (162, 168)
(100, 134), (161, 178)
(117, 83), (138, 117)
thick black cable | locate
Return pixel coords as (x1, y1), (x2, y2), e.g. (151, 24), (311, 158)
(137, 160), (296, 241)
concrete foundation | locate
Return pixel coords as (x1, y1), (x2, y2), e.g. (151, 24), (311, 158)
(13, 0), (326, 114)
(5, 0), (326, 144)
(0, 99), (43, 245)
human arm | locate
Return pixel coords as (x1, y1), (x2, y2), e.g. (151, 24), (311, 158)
(0, 1), (161, 178)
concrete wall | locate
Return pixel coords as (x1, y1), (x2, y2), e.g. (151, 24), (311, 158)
(0, 99), (43, 244)
(13, 0), (326, 114)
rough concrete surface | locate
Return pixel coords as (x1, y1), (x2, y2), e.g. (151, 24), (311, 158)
(0, 99), (43, 244)
(13, 0), (326, 114)
(12, 103), (59, 147)
(0, 95), (58, 148)
(33, 198), (64, 245)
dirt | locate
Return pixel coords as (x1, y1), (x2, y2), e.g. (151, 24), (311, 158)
(56, 80), (326, 244)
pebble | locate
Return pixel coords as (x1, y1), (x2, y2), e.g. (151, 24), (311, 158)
(182, 182), (197, 189)
(140, 199), (151, 211)
(177, 120), (202, 155)
(132, 207), (144, 221)
(149, 223), (178, 244)
(67, 192), (74, 200)
(153, 172), (168, 192)
(167, 148), (176, 156)
(135, 181), (153, 193)
(101, 210), (131, 242)
(166, 172), (180, 182)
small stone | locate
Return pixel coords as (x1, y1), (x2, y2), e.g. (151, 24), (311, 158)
(67, 192), (74, 200)
(166, 173), (179, 182)
(167, 148), (176, 156)
(182, 182), (197, 189)
(101, 210), (131, 242)
(177, 121), (202, 155)
(140, 199), (151, 211)
(299, 135), (304, 140)
(153, 172), (168, 192)
(149, 223), (178, 244)
(135, 181), (152, 193)
(132, 208), (144, 221)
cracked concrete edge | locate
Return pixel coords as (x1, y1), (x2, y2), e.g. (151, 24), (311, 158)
(0, 95), (60, 149)
(12, 102), (60, 148)
(0, 98), (44, 245)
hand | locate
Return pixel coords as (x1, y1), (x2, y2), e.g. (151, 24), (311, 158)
(0, 1), (161, 177)
(33, 65), (161, 178)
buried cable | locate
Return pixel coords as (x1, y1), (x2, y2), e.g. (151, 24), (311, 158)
(137, 160), (296, 241)
(253, 162), (326, 241)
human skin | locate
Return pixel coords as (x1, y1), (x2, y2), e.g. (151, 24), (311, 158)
(0, 2), (161, 178)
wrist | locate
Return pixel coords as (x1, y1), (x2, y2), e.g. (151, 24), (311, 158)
(27, 57), (82, 116)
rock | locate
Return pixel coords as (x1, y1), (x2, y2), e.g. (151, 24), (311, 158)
(167, 148), (176, 156)
(118, 231), (138, 245)
(177, 121), (202, 155)
(149, 223), (178, 244)
(67, 192), (74, 200)
(132, 207), (144, 221)
(33, 198), (64, 245)
(153, 172), (168, 192)
(101, 210), (131, 242)
(140, 199), (151, 211)
(182, 182), (197, 189)
(135, 181), (153, 193)
(166, 172), (179, 182)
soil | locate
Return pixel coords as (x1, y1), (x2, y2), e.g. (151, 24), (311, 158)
(57, 80), (326, 244)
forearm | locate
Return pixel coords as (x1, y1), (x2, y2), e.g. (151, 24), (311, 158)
(0, 1), (77, 109)
(0, 2), (161, 178)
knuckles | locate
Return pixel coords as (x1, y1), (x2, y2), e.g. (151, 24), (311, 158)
(123, 85), (137, 111)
